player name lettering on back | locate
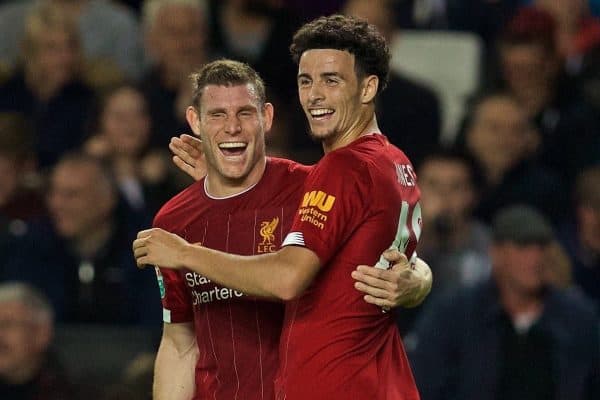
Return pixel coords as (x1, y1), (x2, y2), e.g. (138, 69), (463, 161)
(395, 163), (416, 187)
(186, 272), (244, 305)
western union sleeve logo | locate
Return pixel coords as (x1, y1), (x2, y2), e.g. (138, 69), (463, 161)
(301, 190), (336, 212)
(298, 190), (336, 230)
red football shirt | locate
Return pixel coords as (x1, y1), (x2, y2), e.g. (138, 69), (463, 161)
(278, 134), (421, 400)
(153, 158), (310, 400)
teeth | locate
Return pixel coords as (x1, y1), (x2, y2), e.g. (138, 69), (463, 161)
(310, 109), (333, 116)
(218, 142), (247, 149)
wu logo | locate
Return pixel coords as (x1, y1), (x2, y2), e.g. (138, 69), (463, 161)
(258, 217), (279, 253)
(301, 191), (336, 212)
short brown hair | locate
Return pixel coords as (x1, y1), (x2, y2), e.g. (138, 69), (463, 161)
(190, 59), (266, 110)
(290, 14), (391, 93)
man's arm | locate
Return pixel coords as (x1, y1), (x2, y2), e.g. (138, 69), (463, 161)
(134, 228), (321, 301)
(352, 250), (432, 309)
(154, 322), (198, 400)
(167, 136), (433, 307)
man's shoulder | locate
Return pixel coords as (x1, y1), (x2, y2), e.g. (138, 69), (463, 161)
(267, 157), (312, 177)
(153, 181), (205, 228)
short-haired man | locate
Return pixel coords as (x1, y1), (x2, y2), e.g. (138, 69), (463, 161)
(0, 282), (72, 399)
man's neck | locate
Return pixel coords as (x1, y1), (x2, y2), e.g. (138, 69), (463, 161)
(322, 111), (380, 153)
(205, 157), (267, 199)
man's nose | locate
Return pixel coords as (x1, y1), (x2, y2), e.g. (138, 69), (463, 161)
(224, 116), (242, 135)
(308, 82), (324, 103)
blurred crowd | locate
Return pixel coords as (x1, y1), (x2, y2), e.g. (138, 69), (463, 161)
(0, 0), (598, 399)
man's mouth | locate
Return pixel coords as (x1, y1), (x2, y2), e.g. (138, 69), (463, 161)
(218, 142), (247, 157)
(309, 108), (335, 120)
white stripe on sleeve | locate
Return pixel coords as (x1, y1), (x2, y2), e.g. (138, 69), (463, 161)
(282, 232), (305, 247)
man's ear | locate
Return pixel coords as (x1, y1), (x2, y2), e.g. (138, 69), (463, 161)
(263, 102), (274, 133)
(186, 106), (201, 135)
(361, 75), (379, 104)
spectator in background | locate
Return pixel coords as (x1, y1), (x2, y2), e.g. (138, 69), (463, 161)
(495, 6), (600, 181)
(463, 91), (566, 223)
(2, 153), (160, 327)
(141, 0), (210, 146)
(84, 84), (182, 217)
(416, 149), (490, 294)
(342, 0), (441, 167)
(0, 2), (94, 169)
(0, 0), (143, 81)
(0, 113), (46, 297)
(408, 205), (599, 400)
(0, 113), (45, 222)
(559, 165), (600, 311)
(397, 148), (490, 335)
(535, 0), (600, 73)
(0, 282), (73, 400)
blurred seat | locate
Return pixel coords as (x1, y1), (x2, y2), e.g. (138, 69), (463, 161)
(389, 30), (483, 144)
(53, 324), (158, 389)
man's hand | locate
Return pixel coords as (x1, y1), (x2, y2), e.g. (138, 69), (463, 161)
(133, 228), (190, 269)
(169, 134), (206, 181)
(351, 249), (432, 310)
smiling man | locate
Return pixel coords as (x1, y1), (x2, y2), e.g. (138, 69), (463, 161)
(141, 58), (430, 400)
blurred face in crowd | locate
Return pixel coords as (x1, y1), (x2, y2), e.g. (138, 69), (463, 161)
(500, 42), (559, 103)
(491, 241), (547, 296)
(148, 4), (207, 84)
(298, 49), (375, 148)
(419, 158), (476, 229)
(467, 95), (537, 177)
(100, 87), (151, 157)
(0, 301), (51, 383)
(187, 83), (273, 195)
(26, 27), (79, 95)
(47, 160), (116, 239)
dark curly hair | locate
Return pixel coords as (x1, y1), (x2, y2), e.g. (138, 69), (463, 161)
(290, 14), (391, 93)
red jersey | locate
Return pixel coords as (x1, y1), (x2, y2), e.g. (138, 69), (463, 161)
(153, 158), (311, 400)
(278, 134), (421, 400)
